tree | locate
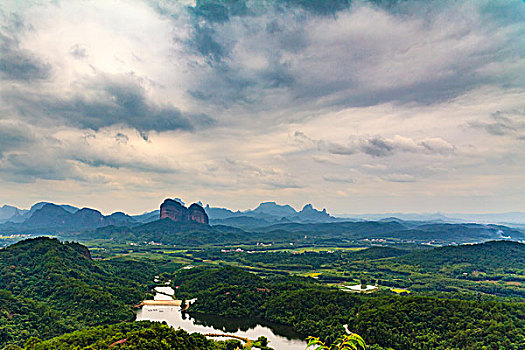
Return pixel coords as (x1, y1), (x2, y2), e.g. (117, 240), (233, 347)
(23, 337), (41, 350)
(2, 345), (23, 350)
(306, 334), (366, 350)
(256, 336), (268, 346)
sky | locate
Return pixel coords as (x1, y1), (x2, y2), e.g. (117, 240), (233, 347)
(0, 0), (524, 215)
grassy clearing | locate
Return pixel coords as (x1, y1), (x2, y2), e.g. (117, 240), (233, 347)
(270, 246), (366, 253)
(390, 288), (411, 294)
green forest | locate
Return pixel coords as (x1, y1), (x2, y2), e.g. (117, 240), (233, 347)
(0, 238), (155, 347)
(1, 237), (524, 349)
(79, 220), (525, 247)
(19, 322), (243, 350)
(187, 241), (525, 298)
(172, 266), (525, 350)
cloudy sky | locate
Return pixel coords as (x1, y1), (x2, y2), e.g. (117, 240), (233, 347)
(0, 0), (524, 215)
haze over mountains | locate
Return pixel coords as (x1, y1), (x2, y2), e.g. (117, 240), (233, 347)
(342, 212), (525, 226)
(1, 199), (524, 248)
(0, 200), (336, 227)
(1, 200), (524, 227)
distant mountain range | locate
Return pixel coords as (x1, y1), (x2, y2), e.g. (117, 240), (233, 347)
(87, 218), (525, 247)
(0, 199), (334, 234)
(342, 212), (525, 225)
(205, 201), (335, 228)
(1, 200), (524, 237)
(95, 200), (335, 228)
(0, 205), (23, 221)
(0, 202), (78, 224)
(7, 203), (135, 231)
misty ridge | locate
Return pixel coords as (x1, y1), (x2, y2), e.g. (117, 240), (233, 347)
(1, 198), (523, 248)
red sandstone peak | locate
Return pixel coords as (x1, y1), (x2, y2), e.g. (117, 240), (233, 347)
(188, 203), (209, 224)
(159, 199), (209, 224)
(160, 199), (189, 222)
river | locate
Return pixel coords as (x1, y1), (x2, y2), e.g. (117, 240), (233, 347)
(136, 287), (307, 350)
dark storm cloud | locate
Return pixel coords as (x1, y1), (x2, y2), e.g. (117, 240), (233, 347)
(8, 75), (214, 133)
(189, 0), (249, 23)
(0, 152), (70, 182)
(325, 142), (355, 155)
(69, 44), (88, 59)
(381, 173), (416, 183)
(188, 58), (296, 106)
(188, 65), (256, 105)
(178, 0), (525, 112)
(190, 25), (229, 63)
(0, 122), (35, 156)
(259, 60), (295, 88)
(359, 136), (394, 157)
(0, 25), (50, 81)
(469, 110), (525, 139)
(189, 0), (351, 20)
(181, 1), (309, 105)
(323, 174), (355, 183)
(70, 154), (175, 174)
(262, 178), (303, 189)
(0, 126), (75, 183)
(0, 124), (177, 183)
(295, 131), (454, 158)
(67, 132), (178, 174)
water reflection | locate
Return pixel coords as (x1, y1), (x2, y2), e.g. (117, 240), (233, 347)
(190, 313), (303, 340)
(136, 305), (306, 350)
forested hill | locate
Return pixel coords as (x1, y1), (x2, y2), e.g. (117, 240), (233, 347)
(21, 322), (243, 350)
(173, 266), (525, 350)
(81, 219), (525, 247)
(193, 240), (525, 297)
(0, 237), (156, 347)
(398, 240), (525, 271)
(255, 221), (525, 244)
(89, 218), (247, 245)
(0, 290), (69, 347)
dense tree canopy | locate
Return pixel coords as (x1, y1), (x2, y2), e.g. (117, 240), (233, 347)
(2, 237), (524, 350)
(174, 266), (525, 349)
(22, 322), (242, 350)
(0, 238), (157, 347)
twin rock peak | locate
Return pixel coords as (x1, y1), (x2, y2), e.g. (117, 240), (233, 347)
(160, 199), (209, 224)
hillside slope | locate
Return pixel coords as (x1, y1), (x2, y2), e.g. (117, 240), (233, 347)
(398, 240), (525, 272)
(0, 237), (156, 347)
(22, 321), (242, 350)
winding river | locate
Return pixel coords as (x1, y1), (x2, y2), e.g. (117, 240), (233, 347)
(136, 287), (307, 350)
